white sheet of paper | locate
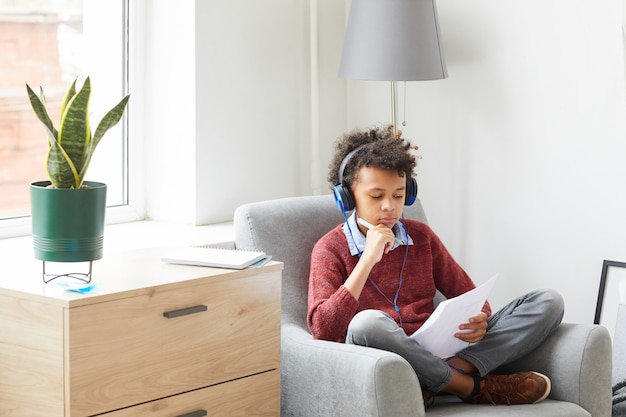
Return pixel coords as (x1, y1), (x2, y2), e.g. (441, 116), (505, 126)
(410, 274), (498, 358)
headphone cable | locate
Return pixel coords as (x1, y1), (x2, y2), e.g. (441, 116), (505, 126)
(344, 213), (410, 328)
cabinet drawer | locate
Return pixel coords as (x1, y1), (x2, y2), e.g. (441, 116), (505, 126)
(101, 370), (279, 417)
(66, 270), (281, 416)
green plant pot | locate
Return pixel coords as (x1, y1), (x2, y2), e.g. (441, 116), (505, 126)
(30, 181), (107, 262)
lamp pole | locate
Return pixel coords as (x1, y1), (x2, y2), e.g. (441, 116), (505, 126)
(391, 81), (399, 137)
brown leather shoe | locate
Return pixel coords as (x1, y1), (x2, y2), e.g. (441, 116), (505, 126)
(421, 387), (435, 409)
(469, 371), (551, 405)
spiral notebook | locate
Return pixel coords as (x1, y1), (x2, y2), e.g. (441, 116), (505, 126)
(161, 246), (267, 269)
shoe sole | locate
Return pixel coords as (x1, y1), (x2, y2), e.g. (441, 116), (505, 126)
(530, 371), (551, 403)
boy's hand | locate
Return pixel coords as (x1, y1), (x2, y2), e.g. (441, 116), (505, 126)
(344, 223), (396, 300)
(362, 224), (396, 264)
(455, 312), (488, 343)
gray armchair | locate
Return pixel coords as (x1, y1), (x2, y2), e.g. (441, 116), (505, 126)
(233, 195), (612, 417)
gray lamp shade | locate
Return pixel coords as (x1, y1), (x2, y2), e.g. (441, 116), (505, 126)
(339, 0), (447, 81)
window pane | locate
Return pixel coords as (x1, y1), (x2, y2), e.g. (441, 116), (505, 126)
(0, 0), (127, 219)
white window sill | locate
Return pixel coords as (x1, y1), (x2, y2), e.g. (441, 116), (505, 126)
(0, 220), (235, 265)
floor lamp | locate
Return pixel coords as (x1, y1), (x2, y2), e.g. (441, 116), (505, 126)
(338, 0), (448, 136)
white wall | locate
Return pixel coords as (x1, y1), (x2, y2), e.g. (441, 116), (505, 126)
(140, 0), (330, 225)
(345, 0), (626, 323)
(140, 0), (626, 324)
(140, 1), (197, 223)
(195, 1), (315, 224)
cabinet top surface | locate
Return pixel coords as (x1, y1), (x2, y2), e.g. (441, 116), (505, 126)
(0, 247), (283, 306)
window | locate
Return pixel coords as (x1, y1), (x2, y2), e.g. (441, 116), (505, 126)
(0, 0), (128, 228)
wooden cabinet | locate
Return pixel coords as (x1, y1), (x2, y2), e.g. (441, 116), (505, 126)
(0, 247), (282, 416)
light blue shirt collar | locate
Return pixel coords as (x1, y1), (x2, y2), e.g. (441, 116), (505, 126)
(342, 212), (414, 256)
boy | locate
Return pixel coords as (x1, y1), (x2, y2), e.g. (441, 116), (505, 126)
(307, 125), (564, 406)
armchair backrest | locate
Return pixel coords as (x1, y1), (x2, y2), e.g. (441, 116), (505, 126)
(233, 194), (428, 330)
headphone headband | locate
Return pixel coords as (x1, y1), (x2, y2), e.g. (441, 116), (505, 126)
(337, 144), (367, 185)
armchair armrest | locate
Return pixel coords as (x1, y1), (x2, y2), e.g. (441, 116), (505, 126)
(281, 324), (425, 417)
(498, 323), (611, 417)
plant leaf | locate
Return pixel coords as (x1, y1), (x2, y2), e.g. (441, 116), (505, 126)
(79, 93), (130, 181)
(57, 77), (92, 188)
(25, 83), (58, 142)
(60, 78), (77, 120)
(93, 94), (130, 148)
(46, 136), (80, 189)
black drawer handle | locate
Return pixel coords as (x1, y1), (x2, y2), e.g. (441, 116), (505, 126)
(163, 305), (208, 319)
(175, 410), (207, 417)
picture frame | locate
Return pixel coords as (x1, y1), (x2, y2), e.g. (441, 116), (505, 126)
(594, 259), (626, 341)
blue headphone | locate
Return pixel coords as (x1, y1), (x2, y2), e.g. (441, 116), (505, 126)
(333, 144), (418, 213)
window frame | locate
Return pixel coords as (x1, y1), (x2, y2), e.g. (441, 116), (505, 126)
(0, 0), (144, 239)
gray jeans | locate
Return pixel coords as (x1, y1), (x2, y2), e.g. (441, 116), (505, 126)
(345, 288), (564, 393)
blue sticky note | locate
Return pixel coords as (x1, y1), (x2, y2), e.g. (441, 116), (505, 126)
(57, 282), (99, 294)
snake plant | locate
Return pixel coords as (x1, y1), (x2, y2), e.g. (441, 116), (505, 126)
(26, 77), (130, 189)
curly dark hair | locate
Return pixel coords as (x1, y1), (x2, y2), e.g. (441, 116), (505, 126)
(327, 125), (417, 189)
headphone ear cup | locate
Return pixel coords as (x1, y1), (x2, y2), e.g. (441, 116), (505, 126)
(405, 178), (418, 206)
(333, 183), (355, 213)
